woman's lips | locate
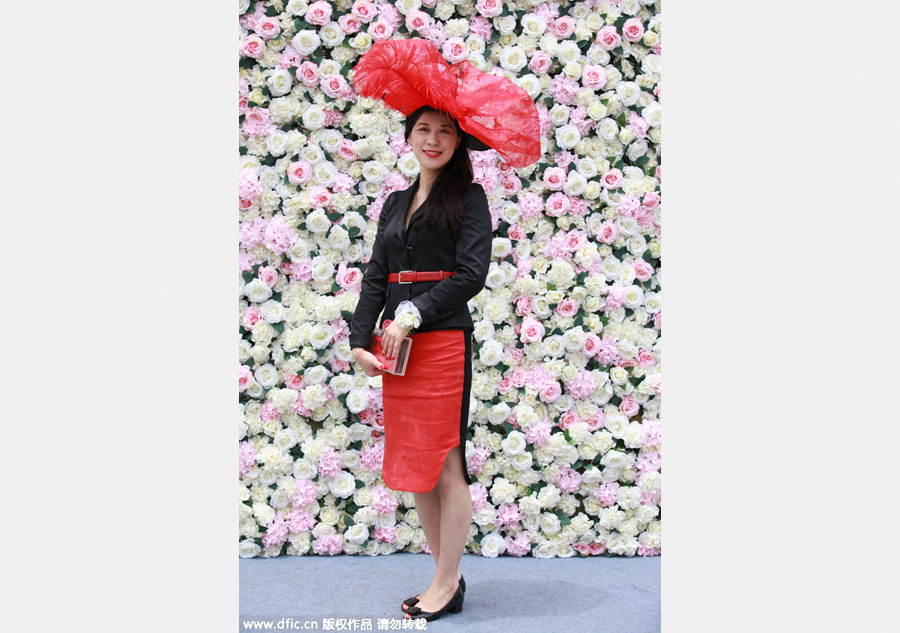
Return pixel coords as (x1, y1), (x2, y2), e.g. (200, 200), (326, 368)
(423, 150), (442, 157)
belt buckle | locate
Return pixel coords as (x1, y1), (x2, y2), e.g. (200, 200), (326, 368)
(397, 270), (414, 284)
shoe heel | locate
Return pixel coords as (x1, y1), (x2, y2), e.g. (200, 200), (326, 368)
(450, 603), (463, 614)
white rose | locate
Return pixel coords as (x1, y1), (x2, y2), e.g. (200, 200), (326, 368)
(499, 46), (528, 72)
(244, 279), (273, 303)
(540, 512), (562, 535)
(266, 68), (293, 97)
(345, 389), (368, 414)
(327, 471), (357, 498)
(344, 523), (369, 544)
(302, 105), (326, 130)
(557, 41), (581, 65)
(516, 73), (542, 100)
(320, 21), (345, 48)
(239, 540), (261, 558)
(254, 364), (279, 389)
(480, 533), (506, 558)
(488, 402), (511, 425)
(291, 30), (321, 56)
(554, 124), (581, 150)
(478, 340), (504, 366)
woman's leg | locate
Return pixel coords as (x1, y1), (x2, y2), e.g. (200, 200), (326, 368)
(407, 445), (472, 613)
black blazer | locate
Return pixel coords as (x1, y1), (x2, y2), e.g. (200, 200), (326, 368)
(349, 179), (492, 349)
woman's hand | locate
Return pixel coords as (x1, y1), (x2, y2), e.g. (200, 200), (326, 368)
(352, 347), (385, 377)
(381, 319), (409, 360)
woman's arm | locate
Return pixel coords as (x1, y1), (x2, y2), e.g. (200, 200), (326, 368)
(410, 183), (492, 325)
(349, 193), (394, 350)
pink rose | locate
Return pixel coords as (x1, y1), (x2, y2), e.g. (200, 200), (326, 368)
(590, 543), (607, 555)
(406, 10), (432, 34)
(601, 168), (623, 189)
(552, 16), (576, 39)
(633, 259), (653, 281)
(507, 224), (526, 241)
(240, 35), (265, 59)
(305, 1), (333, 26)
(298, 61), (319, 87)
(555, 298), (578, 318)
(558, 410), (579, 429)
(502, 174), (522, 196)
(284, 374), (305, 390)
(642, 191), (660, 210)
(529, 51), (552, 75)
(597, 220), (619, 244)
(287, 161), (312, 185)
(322, 74), (348, 99)
(596, 25), (621, 51)
(338, 14), (360, 34)
(368, 19), (393, 40)
(638, 349), (656, 367)
(514, 296), (532, 316)
(257, 266), (278, 287)
(309, 187), (332, 207)
(622, 18), (645, 43)
(581, 65), (608, 89)
(337, 265), (362, 291)
(351, 0), (377, 22)
(242, 306), (261, 330)
(543, 166), (567, 191)
(442, 37), (468, 63)
(620, 395), (640, 417)
(238, 365), (254, 391)
(582, 332), (601, 357)
(476, 0), (504, 19)
(238, 95), (249, 114)
(586, 411), (605, 431)
(337, 139), (357, 161)
(520, 317), (545, 344)
(565, 230), (586, 252)
(510, 368), (528, 388)
(255, 16), (281, 40)
(545, 192), (571, 217)
(539, 381), (562, 403)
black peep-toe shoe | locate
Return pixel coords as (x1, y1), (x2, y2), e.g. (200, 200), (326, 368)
(402, 574), (465, 612)
(403, 583), (464, 622)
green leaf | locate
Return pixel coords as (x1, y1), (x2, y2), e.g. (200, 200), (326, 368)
(635, 155), (650, 167)
(342, 515), (354, 527)
(331, 282), (341, 293)
(348, 226), (361, 238)
(242, 270), (254, 284)
(328, 212), (341, 222)
(341, 310), (354, 322)
(273, 321), (285, 334)
(547, 282), (556, 291)
(355, 479), (365, 489)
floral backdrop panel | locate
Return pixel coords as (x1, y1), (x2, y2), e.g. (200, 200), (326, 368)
(239, 0), (662, 559)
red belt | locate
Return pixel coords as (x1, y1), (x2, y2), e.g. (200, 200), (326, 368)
(388, 270), (455, 284)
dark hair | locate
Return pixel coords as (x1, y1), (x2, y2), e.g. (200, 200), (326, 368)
(404, 106), (474, 239)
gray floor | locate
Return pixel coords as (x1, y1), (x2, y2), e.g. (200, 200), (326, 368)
(240, 552), (660, 632)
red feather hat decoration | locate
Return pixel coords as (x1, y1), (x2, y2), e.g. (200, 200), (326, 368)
(351, 38), (541, 169)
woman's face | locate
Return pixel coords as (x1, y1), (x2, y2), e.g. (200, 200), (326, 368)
(408, 110), (461, 176)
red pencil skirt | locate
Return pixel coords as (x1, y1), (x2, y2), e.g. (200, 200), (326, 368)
(381, 329), (473, 493)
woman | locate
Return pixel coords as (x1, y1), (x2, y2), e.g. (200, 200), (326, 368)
(349, 104), (491, 622)
(348, 37), (540, 622)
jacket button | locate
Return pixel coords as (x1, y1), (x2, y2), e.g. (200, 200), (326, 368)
(406, 245), (411, 250)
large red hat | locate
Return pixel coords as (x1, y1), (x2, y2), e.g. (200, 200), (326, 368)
(351, 38), (541, 169)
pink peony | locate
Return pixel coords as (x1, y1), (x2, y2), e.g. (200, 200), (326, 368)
(239, 440), (256, 476)
(262, 512), (289, 550)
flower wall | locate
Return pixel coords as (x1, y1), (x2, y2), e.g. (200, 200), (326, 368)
(239, 0), (662, 559)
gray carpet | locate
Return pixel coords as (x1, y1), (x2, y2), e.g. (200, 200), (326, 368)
(240, 552), (660, 632)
